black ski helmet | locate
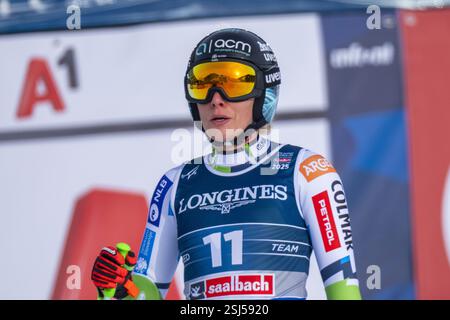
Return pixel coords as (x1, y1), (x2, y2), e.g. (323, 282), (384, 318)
(184, 28), (281, 131)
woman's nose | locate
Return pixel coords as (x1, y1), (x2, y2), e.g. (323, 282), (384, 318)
(211, 92), (226, 107)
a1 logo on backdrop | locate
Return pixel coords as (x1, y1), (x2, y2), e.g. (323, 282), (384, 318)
(16, 48), (78, 119)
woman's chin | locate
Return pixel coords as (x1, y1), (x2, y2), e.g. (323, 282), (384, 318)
(205, 127), (232, 141)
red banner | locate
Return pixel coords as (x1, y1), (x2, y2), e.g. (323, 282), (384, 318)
(401, 9), (450, 299)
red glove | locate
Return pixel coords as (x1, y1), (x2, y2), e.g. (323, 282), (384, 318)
(91, 246), (138, 299)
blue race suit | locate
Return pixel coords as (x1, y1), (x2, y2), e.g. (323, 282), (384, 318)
(133, 136), (361, 300)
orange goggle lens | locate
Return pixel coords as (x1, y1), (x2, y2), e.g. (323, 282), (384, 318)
(187, 61), (257, 101)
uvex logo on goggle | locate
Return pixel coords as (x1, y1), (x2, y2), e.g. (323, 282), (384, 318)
(196, 39), (252, 55)
(265, 71), (281, 84)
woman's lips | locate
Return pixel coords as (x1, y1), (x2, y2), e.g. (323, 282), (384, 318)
(210, 117), (231, 126)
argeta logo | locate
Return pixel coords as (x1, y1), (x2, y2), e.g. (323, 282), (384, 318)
(300, 154), (336, 182)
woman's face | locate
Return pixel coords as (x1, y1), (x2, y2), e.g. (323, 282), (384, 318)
(197, 92), (254, 143)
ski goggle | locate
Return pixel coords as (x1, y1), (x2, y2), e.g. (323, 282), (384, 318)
(185, 61), (264, 103)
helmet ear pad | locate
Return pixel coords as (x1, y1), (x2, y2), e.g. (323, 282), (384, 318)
(189, 102), (200, 122)
(189, 102), (204, 132)
(248, 89), (268, 131)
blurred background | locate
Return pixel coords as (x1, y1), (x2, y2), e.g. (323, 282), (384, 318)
(0, 0), (449, 300)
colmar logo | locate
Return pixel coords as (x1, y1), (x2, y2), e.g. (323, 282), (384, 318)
(299, 155), (336, 182)
(190, 274), (274, 299)
(332, 180), (353, 251)
(312, 191), (341, 252)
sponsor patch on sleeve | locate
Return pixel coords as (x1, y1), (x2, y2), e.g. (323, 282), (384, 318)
(299, 154), (336, 182)
(148, 175), (173, 227)
(312, 191), (341, 252)
(135, 227), (157, 275)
